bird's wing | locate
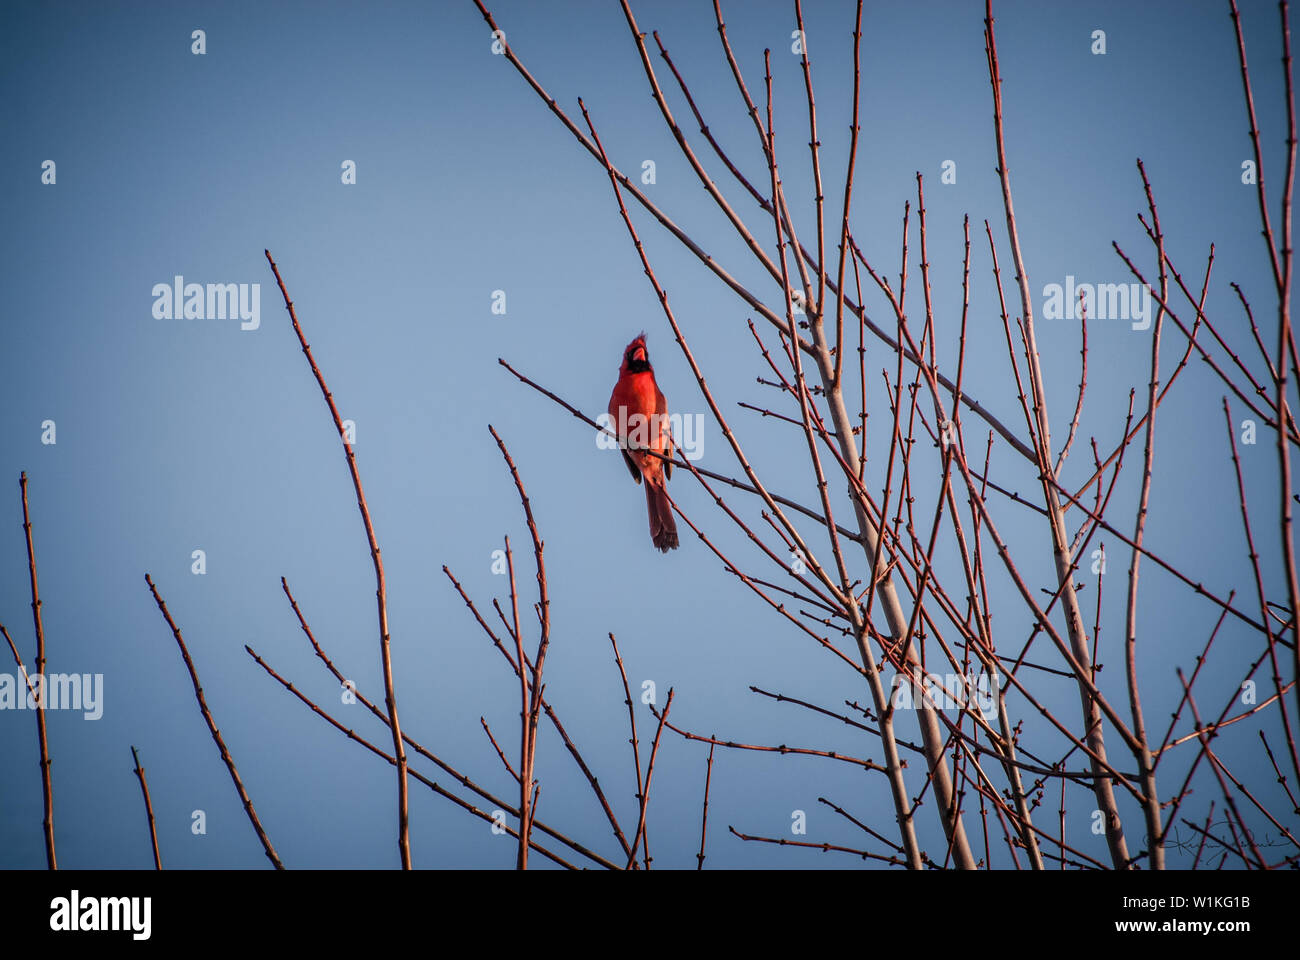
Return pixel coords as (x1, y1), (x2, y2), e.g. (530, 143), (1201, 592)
(655, 385), (674, 480)
(621, 449), (643, 484)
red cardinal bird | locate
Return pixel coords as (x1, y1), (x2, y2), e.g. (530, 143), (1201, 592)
(609, 334), (679, 552)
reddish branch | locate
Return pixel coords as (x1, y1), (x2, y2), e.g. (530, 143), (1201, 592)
(264, 249), (410, 870)
(439, 569), (634, 861)
(487, 425), (551, 869)
(984, 2), (1130, 867)
(728, 825), (911, 867)
(628, 688), (674, 870)
(609, 632), (647, 869)
(1228, 0), (1300, 776)
(1223, 399), (1300, 784)
(19, 473), (56, 870)
(1123, 159), (1168, 868)
(145, 574), (283, 869)
(242, 644), (580, 869)
(1, 618), (52, 868)
(697, 740), (716, 870)
(130, 746), (162, 870)
(285, 576), (619, 869)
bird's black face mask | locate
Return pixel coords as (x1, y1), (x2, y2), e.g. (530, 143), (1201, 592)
(625, 347), (652, 374)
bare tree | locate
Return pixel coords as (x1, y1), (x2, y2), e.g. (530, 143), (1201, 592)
(467, 0), (1299, 869)
(5, 0), (1295, 872)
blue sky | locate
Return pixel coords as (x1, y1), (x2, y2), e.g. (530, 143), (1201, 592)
(1, 0), (1295, 869)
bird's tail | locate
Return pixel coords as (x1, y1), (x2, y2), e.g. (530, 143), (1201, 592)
(645, 479), (679, 552)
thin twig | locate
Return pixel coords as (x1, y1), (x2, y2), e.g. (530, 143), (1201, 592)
(628, 688), (674, 870)
(285, 576), (619, 869)
(264, 249), (410, 869)
(145, 574), (283, 869)
(131, 746), (162, 870)
(697, 740), (716, 870)
(610, 633), (646, 870)
(19, 472), (55, 870)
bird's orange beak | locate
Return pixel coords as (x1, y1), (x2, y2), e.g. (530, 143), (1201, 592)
(632, 346), (646, 363)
